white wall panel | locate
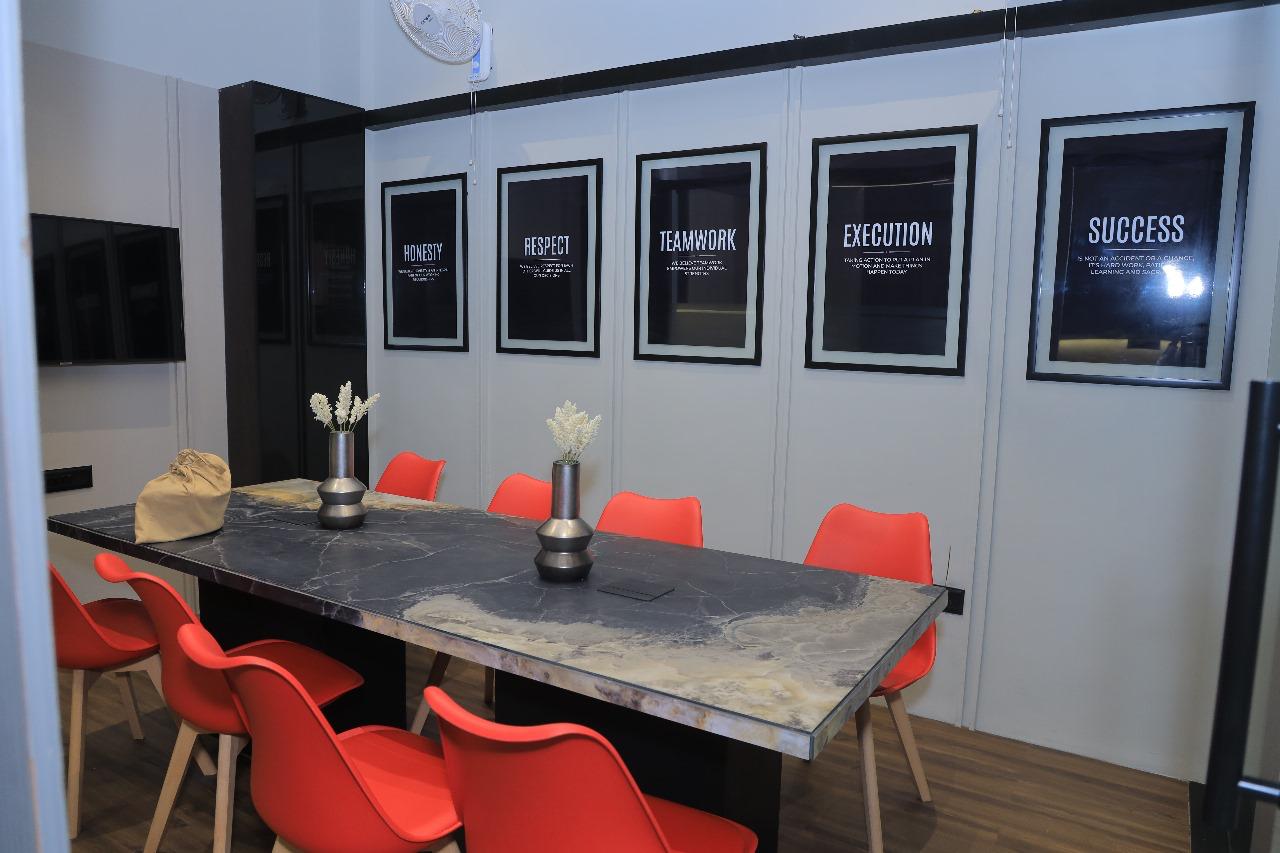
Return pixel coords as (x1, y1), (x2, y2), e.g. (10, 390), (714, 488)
(365, 117), (484, 507)
(975, 7), (1280, 779)
(360, 7), (1280, 780)
(781, 43), (1007, 724)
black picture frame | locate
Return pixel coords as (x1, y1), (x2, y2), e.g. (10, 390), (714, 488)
(381, 174), (470, 352)
(804, 126), (976, 376)
(1027, 103), (1254, 389)
(496, 158), (603, 358)
(634, 143), (767, 366)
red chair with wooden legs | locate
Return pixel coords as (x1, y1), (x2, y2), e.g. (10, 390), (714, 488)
(49, 562), (165, 838)
(487, 472), (552, 520)
(94, 553), (364, 853)
(804, 503), (937, 853)
(409, 472), (552, 735)
(426, 686), (755, 853)
(176, 622), (461, 853)
(597, 491), (704, 548)
(375, 451), (446, 501)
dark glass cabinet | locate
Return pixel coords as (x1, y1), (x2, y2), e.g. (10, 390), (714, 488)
(220, 83), (368, 486)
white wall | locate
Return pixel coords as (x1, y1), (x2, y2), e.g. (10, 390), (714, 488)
(20, 0), (363, 107)
(366, 7), (1280, 779)
(25, 43), (227, 602)
(362, 0), (1053, 108)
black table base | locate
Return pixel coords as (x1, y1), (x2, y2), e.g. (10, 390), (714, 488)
(198, 581), (407, 731)
(494, 670), (783, 853)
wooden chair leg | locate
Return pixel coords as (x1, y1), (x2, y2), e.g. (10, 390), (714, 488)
(426, 652), (452, 687)
(272, 837), (303, 853)
(885, 690), (932, 803)
(144, 720), (199, 853)
(66, 668), (93, 838)
(410, 693), (431, 735)
(115, 671), (144, 740)
(484, 666), (495, 707)
(854, 702), (883, 853)
(429, 837), (462, 853)
(213, 733), (248, 853)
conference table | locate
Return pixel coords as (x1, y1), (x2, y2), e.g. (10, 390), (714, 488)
(49, 479), (946, 852)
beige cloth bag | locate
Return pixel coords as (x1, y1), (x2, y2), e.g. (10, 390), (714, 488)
(134, 449), (231, 544)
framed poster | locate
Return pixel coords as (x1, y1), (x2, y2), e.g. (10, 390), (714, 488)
(636, 143), (765, 365)
(806, 127), (975, 375)
(382, 174), (468, 351)
(1028, 103), (1254, 389)
(496, 159), (602, 357)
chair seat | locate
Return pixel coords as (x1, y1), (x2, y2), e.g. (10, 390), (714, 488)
(338, 725), (461, 843)
(230, 639), (364, 709)
(645, 794), (757, 853)
(872, 628), (934, 696)
(81, 598), (159, 665)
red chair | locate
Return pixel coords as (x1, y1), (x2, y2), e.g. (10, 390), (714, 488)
(409, 473), (551, 734)
(94, 553), (364, 853)
(49, 562), (164, 837)
(804, 503), (937, 853)
(487, 472), (552, 520)
(176, 622), (461, 853)
(426, 686), (755, 853)
(597, 491), (704, 548)
(376, 451), (446, 501)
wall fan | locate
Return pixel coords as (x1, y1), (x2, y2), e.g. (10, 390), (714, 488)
(390, 0), (491, 78)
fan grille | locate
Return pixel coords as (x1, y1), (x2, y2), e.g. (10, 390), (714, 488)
(390, 0), (482, 64)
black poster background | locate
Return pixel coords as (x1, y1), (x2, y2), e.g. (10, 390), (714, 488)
(646, 161), (752, 349)
(389, 187), (459, 341)
(505, 174), (590, 343)
(1048, 128), (1227, 367)
(822, 146), (955, 356)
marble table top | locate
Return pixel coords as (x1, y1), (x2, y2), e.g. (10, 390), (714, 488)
(49, 479), (945, 760)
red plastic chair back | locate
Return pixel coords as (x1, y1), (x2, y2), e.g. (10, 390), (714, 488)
(804, 503), (936, 686)
(487, 473), (552, 521)
(48, 563), (130, 670)
(94, 553), (244, 733)
(597, 492), (704, 548)
(176, 622), (430, 853)
(375, 452), (446, 501)
(426, 686), (672, 853)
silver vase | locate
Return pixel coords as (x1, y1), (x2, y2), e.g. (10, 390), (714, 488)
(317, 431), (367, 530)
(534, 461), (594, 582)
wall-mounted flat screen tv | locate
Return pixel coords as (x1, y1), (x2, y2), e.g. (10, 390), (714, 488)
(31, 214), (185, 365)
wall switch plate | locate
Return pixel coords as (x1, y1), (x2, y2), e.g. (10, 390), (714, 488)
(943, 586), (965, 615)
(45, 465), (92, 494)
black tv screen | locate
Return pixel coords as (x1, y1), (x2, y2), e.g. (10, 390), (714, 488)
(31, 214), (185, 364)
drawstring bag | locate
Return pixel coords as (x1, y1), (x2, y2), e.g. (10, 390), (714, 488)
(134, 450), (231, 544)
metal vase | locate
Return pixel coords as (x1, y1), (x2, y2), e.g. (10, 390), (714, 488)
(317, 431), (367, 530)
(534, 461), (594, 582)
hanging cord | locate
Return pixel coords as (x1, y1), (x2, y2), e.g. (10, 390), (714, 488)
(468, 85), (478, 185)
(1007, 4), (1019, 150)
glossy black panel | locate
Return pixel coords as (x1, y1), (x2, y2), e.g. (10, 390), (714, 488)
(221, 82), (368, 487)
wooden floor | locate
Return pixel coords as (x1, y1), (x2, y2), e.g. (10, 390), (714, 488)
(62, 645), (1191, 852)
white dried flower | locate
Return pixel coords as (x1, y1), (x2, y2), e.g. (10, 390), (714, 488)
(348, 392), (382, 426)
(546, 400), (602, 464)
(309, 393), (333, 428)
(309, 385), (381, 432)
(335, 381), (353, 425)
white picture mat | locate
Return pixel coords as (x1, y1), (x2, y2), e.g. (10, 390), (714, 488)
(810, 132), (970, 368)
(1033, 110), (1245, 382)
(637, 149), (762, 360)
(383, 177), (466, 348)
(499, 164), (598, 352)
